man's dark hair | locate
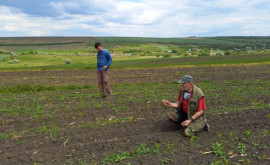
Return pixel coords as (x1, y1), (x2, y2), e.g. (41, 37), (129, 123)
(95, 42), (101, 49)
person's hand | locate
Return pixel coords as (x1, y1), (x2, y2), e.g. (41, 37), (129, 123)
(181, 120), (192, 127)
(96, 70), (98, 73)
(162, 100), (171, 107)
(102, 66), (108, 70)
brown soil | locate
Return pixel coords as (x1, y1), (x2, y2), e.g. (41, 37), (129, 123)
(1, 106), (269, 164)
(0, 64), (269, 87)
(0, 64), (269, 165)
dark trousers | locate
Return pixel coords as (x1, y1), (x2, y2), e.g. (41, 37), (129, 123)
(176, 109), (188, 124)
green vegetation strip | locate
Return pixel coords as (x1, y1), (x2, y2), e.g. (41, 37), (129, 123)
(101, 143), (161, 164)
(0, 54), (269, 71)
(0, 41), (85, 46)
(76, 117), (137, 129)
(98, 37), (245, 45)
(0, 80), (268, 117)
(0, 84), (93, 93)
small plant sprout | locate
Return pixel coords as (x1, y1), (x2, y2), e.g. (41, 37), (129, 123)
(190, 135), (197, 145)
(262, 129), (269, 137)
(211, 142), (225, 156)
(229, 132), (234, 140)
(161, 158), (173, 165)
(244, 130), (251, 138)
(237, 143), (247, 155)
(218, 133), (223, 140)
(252, 141), (259, 148)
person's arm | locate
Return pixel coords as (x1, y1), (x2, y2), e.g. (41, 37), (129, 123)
(105, 51), (112, 67)
(102, 51), (112, 70)
(96, 52), (99, 72)
(162, 88), (181, 109)
(181, 111), (204, 126)
(181, 97), (206, 126)
(162, 100), (179, 108)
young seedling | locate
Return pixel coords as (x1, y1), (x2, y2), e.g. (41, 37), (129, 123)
(190, 136), (196, 145)
(244, 130), (252, 138)
(161, 158), (173, 165)
(262, 129), (269, 137)
(211, 142), (225, 156)
(267, 113), (270, 119)
(237, 143), (247, 155)
(252, 141), (260, 148)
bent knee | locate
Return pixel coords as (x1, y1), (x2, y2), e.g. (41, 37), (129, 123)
(183, 126), (197, 137)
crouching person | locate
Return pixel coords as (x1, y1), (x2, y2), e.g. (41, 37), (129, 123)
(162, 75), (209, 137)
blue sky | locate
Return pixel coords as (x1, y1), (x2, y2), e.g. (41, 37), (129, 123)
(0, 0), (269, 37)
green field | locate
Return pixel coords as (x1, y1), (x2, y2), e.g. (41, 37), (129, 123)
(0, 37), (270, 164)
(0, 37), (270, 71)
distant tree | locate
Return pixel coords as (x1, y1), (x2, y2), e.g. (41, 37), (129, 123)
(225, 51), (231, 55)
(64, 59), (72, 64)
(163, 54), (171, 58)
(172, 50), (178, 54)
(198, 52), (209, 56)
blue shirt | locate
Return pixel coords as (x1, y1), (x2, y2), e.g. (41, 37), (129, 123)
(97, 48), (112, 71)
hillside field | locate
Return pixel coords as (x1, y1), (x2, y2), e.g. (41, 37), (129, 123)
(0, 37), (269, 165)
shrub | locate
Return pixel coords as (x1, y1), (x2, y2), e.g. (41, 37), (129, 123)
(8, 59), (20, 64)
(225, 51), (230, 55)
(12, 53), (18, 58)
(172, 50), (178, 53)
(29, 50), (35, 54)
(163, 54), (171, 58)
(198, 52), (210, 56)
(64, 59), (72, 64)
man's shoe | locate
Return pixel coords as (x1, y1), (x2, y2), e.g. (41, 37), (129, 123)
(168, 112), (179, 125)
(101, 95), (106, 99)
(203, 124), (210, 132)
(168, 117), (179, 125)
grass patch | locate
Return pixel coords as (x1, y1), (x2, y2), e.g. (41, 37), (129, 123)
(36, 122), (59, 137)
(0, 84), (93, 93)
(0, 54), (11, 61)
(0, 133), (10, 139)
(77, 117), (137, 129)
(0, 54), (269, 71)
(101, 143), (160, 164)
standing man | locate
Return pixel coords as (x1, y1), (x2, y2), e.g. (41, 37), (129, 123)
(95, 42), (112, 98)
(162, 75), (209, 137)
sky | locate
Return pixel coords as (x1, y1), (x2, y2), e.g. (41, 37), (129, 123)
(0, 0), (270, 37)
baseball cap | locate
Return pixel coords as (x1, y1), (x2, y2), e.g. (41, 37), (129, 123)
(178, 75), (194, 84)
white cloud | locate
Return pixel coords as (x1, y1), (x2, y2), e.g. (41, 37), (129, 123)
(0, 0), (270, 37)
